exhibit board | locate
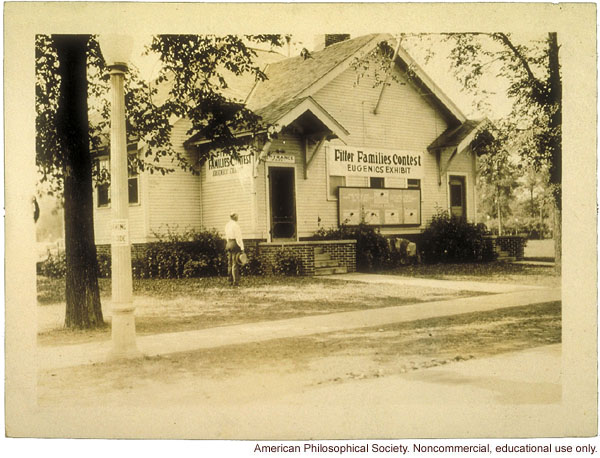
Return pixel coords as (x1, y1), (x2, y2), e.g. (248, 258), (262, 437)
(338, 187), (421, 226)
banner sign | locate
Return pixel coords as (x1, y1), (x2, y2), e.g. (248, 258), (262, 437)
(327, 145), (424, 179)
(206, 150), (254, 182)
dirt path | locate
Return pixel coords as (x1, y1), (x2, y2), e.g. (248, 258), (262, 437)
(35, 343), (561, 439)
(39, 302), (560, 409)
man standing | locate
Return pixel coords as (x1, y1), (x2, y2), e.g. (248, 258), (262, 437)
(224, 212), (244, 286)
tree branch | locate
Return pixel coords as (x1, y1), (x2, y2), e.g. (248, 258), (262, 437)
(492, 33), (546, 100)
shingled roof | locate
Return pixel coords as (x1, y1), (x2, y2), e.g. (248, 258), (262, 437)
(187, 34), (473, 147)
(252, 97), (307, 125)
(246, 34), (380, 111)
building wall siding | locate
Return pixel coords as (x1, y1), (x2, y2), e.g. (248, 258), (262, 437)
(310, 64), (475, 234)
(254, 132), (340, 240)
(93, 194), (147, 244)
(93, 156), (148, 245)
(147, 118), (203, 239)
(97, 54), (478, 247)
(199, 149), (255, 237)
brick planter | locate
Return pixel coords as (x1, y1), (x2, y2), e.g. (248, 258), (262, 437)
(96, 239), (357, 277)
(258, 240), (357, 276)
(484, 235), (527, 261)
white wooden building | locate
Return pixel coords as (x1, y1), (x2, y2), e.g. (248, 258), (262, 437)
(93, 34), (484, 247)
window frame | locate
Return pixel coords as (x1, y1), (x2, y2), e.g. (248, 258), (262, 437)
(95, 154), (141, 209)
(327, 175), (346, 201)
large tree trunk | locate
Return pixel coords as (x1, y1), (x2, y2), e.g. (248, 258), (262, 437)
(548, 32), (562, 274)
(54, 35), (104, 328)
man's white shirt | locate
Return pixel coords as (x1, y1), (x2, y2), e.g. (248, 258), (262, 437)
(224, 220), (244, 250)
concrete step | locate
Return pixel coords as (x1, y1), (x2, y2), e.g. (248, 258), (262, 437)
(314, 266), (348, 276)
(497, 256), (517, 262)
(314, 259), (341, 268)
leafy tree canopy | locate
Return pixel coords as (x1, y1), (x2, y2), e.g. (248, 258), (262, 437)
(35, 34), (284, 195)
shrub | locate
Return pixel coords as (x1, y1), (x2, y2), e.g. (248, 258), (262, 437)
(97, 251), (111, 278)
(420, 210), (496, 263)
(132, 255), (151, 279)
(182, 256), (211, 278)
(38, 249), (111, 278)
(140, 228), (228, 278)
(38, 251), (66, 278)
(272, 249), (303, 276)
(241, 251), (271, 276)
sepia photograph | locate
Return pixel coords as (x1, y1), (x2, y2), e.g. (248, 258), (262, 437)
(4, 1), (597, 448)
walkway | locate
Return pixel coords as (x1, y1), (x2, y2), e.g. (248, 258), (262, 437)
(513, 260), (555, 267)
(38, 283), (561, 371)
(319, 272), (545, 293)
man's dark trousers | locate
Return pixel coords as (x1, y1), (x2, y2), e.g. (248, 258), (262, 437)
(226, 239), (241, 285)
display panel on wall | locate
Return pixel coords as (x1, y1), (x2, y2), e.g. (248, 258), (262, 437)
(338, 187), (421, 226)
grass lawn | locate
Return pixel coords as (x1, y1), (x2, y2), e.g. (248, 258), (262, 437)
(37, 274), (481, 346)
(381, 262), (560, 288)
(37, 261), (559, 347)
(38, 301), (561, 406)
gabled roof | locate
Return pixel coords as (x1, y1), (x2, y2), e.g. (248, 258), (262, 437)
(255, 96), (349, 142)
(246, 34), (379, 111)
(186, 34), (471, 147)
(186, 96), (350, 147)
(247, 34), (467, 126)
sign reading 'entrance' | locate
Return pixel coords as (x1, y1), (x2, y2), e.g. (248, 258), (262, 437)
(327, 146), (424, 179)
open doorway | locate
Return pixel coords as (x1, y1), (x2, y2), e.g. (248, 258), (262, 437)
(269, 167), (297, 240)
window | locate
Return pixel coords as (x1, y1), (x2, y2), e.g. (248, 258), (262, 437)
(97, 183), (110, 207)
(328, 175), (345, 200)
(369, 177), (385, 189)
(96, 158), (110, 207)
(95, 157), (140, 207)
(407, 179), (421, 189)
(128, 169), (139, 204)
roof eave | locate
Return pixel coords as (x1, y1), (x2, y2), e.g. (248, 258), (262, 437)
(184, 129), (266, 148)
(427, 118), (489, 154)
(456, 119), (489, 153)
(271, 97), (349, 144)
(394, 46), (466, 125)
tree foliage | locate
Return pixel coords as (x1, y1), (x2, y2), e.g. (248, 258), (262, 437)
(35, 34), (283, 328)
(396, 32), (561, 264)
(36, 34), (285, 193)
(473, 124), (522, 235)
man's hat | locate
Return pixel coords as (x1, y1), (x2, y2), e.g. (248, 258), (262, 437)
(235, 252), (248, 266)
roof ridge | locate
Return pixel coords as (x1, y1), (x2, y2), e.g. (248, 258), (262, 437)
(246, 34), (384, 111)
(289, 34), (383, 101)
